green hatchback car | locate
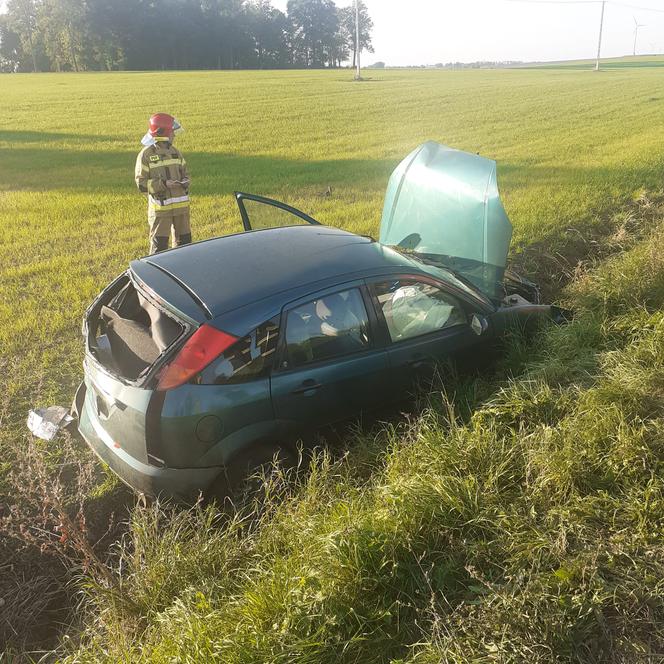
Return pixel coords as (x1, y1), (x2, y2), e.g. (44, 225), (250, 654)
(74, 142), (561, 501)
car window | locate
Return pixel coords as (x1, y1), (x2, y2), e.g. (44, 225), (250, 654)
(285, 288), (371, 368)
(372, 279), (467, 342)
(198, 319), (280, 384)
(416, 261), (493, 307)
(237, 194), (318, 231)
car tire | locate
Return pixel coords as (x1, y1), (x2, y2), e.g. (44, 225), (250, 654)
(207, 442), (298, 505)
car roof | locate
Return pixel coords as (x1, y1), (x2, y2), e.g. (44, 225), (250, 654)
(134, 225), (416, 319)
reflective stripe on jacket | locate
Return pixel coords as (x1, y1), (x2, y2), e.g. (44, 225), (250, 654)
(149, 194), (190, 213)
(135, 140), (190, 209)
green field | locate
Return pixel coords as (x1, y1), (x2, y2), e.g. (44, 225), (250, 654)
(2, 67), (663, 413)
(524, 54), (664, 69)
(3, 67), (664, 659)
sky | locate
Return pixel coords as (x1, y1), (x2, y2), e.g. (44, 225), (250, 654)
(273, 0), (664, 65)
(2, 0), (664, 65)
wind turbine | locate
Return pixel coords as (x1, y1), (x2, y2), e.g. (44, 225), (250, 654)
(633, 16), (646, 57)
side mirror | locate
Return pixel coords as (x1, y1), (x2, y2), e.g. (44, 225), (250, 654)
(470, 314), (489, 336)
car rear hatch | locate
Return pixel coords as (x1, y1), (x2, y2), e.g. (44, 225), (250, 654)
(81, 261), (208, 466)
(379, 141), (513, 300)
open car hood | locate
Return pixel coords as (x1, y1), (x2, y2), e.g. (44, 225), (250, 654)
(379, 141), (513, 299)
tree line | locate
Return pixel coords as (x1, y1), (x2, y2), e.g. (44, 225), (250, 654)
(0, 0), (373, 72)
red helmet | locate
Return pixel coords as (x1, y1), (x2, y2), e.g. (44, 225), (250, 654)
(148, 113), (181, 138)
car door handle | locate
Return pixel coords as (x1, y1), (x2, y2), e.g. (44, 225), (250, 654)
(408, 357), (434, 370)
(291, 381), (323, 395)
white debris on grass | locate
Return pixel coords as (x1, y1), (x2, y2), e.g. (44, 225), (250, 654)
(27, 406), (74, 441)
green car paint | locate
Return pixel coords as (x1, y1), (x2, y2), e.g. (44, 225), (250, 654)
(379, 141), (513, 299)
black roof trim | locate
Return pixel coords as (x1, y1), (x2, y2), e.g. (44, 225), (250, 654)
(144, 259), (213, 320)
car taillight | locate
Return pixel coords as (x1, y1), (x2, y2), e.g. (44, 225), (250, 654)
(157, 324), (237, 391)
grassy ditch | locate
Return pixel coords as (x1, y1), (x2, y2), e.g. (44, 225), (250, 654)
(54, 196), (664, 662)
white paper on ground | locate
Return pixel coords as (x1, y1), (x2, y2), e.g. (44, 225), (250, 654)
(27, 406), (74, 441)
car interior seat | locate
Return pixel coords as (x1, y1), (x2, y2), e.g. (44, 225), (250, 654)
(286, 309), (315, 366)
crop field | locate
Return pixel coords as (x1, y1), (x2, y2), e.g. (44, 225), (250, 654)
(528, 54), (664, 69)
(2, 66), (663, 424)
(2, 65), (664, 659)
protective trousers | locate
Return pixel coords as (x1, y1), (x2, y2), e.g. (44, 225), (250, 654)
(148, 205), (192, 254)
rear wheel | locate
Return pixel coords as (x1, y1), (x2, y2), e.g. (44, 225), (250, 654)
(207, 442), (298, 505)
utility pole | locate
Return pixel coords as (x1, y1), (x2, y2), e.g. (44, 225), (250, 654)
(595, 0), (605, 71)
(354, 0), (361, 80)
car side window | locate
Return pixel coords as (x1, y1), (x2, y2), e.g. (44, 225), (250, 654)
(372, 279), (467, 342)
(285, 288), (371, 368)
(242, 198), (312, 230)
(198, 319), (280, 384)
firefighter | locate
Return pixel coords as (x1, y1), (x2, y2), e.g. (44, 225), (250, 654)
(135, 113), (191, 254)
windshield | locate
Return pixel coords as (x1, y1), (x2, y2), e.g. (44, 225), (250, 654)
(388, 245), (493, 307)
(379, 141), (513, 299)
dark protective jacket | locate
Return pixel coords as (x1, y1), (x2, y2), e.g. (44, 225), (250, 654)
(135, 140), (190, 215)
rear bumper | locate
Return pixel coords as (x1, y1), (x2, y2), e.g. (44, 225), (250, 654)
(75, 382), (222, 502)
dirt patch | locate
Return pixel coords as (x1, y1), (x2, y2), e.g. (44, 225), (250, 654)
(0, 546), (71, 654)
(0, 436), (133, 656)
(509, 191), (664, 302)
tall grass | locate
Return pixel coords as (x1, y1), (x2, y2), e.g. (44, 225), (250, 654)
(4, 67), (664, 654)
(60, 197), (664, 662)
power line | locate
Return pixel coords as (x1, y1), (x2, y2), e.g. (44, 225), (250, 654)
(611, 2), (664, 14)
(505, 0), (664, 68)
(505, 1), (603, 4)
(506, 0), (664, 11)
(505, 0), (607, 69)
